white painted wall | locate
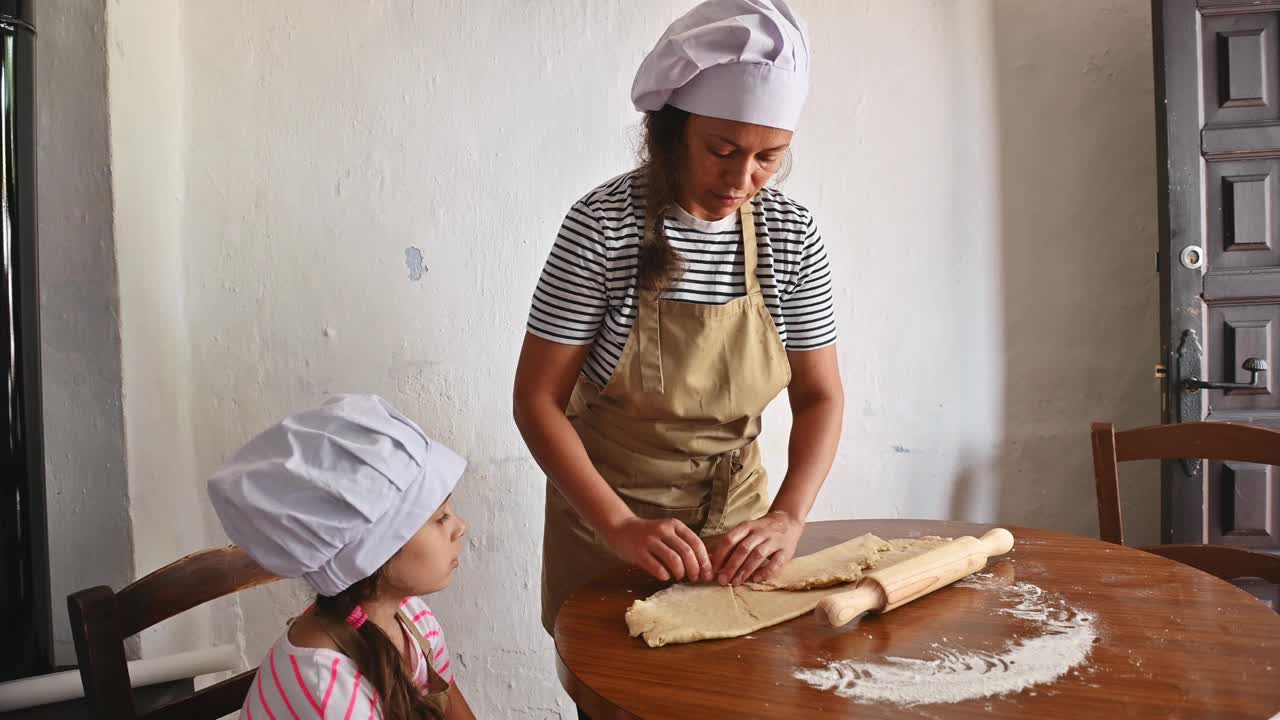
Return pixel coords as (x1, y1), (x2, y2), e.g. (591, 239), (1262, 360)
(34, 0), (133, 667)
(985, 0), (1159, 540)
(105, 0), (215, 662)
(98, 1), (1158, 716)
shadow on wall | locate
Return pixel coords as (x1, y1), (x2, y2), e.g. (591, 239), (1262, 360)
(947, 0), (1161, 544)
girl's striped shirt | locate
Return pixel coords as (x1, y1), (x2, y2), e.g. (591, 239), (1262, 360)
(238, 596), (451, 719)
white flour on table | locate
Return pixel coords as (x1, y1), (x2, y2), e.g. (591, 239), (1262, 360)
(793, 573), (1097, 706)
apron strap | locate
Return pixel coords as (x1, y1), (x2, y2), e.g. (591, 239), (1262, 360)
(637, 288), (664, 394)
(637, 204), (666, 393)
(399, 608), (452, 695)
(741, 200), (761, 296)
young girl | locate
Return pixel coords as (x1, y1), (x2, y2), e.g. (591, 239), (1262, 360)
(208, 394), (476, 719)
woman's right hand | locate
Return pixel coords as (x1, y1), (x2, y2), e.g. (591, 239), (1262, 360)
(600, 516), (713, 583)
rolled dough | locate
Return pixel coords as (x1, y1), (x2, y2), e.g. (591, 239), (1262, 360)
(745, 533), (891, 591)
(626, 534), (951, 647)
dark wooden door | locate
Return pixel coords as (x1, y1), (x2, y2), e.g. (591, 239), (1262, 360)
(1154, 0), (1280, 550)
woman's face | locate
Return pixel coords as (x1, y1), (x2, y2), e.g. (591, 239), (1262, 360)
(383, 496), (467, 596)
(677, 114), (793, 221)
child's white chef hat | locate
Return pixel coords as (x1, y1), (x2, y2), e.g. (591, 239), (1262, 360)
(208, 394), (465, 596)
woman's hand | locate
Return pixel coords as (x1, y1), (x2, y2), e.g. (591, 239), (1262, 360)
(600, 516), (713, 583)
(709, 511), (804, 585)
(706, 346), (842, 586)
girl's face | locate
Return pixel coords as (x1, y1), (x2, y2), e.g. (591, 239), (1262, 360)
(677, 113), (793, 221)
(382, 496), (467, 596)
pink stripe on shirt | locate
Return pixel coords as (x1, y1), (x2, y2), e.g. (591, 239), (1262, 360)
(268, 650), (302, 720)
(321, 658), (341, 713)
(289, 654), (324, 714)
(343, 672), (364, 720)
(256, 674), (278, 720)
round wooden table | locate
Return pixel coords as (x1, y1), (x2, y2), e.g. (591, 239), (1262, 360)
(554, 519), (1280, 719)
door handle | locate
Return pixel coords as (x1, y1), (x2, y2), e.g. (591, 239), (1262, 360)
(1183, 357), (1269, 392)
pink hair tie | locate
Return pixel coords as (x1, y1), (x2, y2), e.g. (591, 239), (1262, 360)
(345, 605), (369, 630)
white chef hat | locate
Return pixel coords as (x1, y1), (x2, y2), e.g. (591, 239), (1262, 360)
(631, 0), (811, 131)
(207, 394), (466, 597)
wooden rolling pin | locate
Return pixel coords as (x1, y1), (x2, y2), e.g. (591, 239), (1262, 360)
(815, 528), (1015, 627)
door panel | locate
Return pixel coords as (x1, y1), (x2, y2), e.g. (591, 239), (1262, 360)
(1202, 13), (1279, 127)
(1206, 159), (1280, 270)
(1155, 1), (1280, 548)
(1205, 303), (1277, 412)
(1208, 460), (1277, 545)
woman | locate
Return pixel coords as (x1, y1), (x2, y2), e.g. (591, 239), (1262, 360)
(514, 0), (844, 638)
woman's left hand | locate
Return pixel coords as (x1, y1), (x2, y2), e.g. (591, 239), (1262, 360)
(709, 510), (804, 585)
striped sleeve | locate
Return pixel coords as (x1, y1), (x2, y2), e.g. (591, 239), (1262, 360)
(403, 596), (454, 685)
(525, 201), (610, 345)
(780, 212), (838, 351)
(239, 643), (376, 720)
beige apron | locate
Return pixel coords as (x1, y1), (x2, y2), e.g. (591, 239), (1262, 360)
(541, 198), (792, 634)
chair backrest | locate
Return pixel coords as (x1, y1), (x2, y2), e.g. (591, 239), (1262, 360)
(1090, 421), (1280, 584)
(67, 546), (281, 720)
(1091, 421), (1280, 545)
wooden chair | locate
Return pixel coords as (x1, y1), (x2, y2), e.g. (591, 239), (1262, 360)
(1090, 421), (1280, 586)
(67, 546), (281, 720)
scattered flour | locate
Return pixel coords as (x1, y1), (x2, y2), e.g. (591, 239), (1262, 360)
(794, 573), (1097, 706)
